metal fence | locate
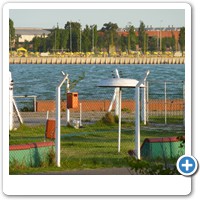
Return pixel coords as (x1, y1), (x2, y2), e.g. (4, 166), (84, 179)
(12, 80), (185, 127)
(147, 80), (184, 125)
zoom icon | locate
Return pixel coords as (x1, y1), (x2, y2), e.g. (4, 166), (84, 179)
(176, 155), (198, 176)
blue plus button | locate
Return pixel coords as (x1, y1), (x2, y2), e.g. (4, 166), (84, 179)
(176, 155), (198, 176)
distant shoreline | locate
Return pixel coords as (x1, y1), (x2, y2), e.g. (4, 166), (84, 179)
(9, 56), (185, 65)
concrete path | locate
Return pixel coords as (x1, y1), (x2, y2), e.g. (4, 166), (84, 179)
(33, 167), (133, 175)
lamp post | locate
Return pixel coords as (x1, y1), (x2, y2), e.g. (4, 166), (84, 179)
(79, 20), (82, 52)
(160, 20), (163, 51)
(53, 26), (56, 52)
(92, 25), (95, 52)
(70, 21), (72, 52)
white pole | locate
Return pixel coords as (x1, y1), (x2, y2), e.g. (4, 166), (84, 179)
(118, 88), (122, 153)
(66, 77), (70, 126)
(9, 72), (14, 130)
(13, 99), (23, 124)
(135, 86), (140, 159)
(56, 87), (61, 167)
(164, 82), (167, 125)
(108, 69), (120, 115)
(146, 81), (149, 123)
(56, 74), (68, 167)
(115, 69), (120, 116)
(33, 96), (37, 112)
(115, 88), (120, 116)
(134, 70), (150, 160)
(46, 110), (49, 120)
(108, 91), (116, 112)
(79, 103), (82, 127)
(44, 111), (49, 142)
(141, 81), (147, 125)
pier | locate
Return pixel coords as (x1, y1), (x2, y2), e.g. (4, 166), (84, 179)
(9, 56), (185, 65)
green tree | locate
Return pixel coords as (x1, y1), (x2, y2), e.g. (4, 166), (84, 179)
(15, 34), (21, 49)
(129, 26), (137, 51)
(9, 18), (15, 50)
(60, 29), (69, 51)
(101, 22), (119, 52)
(41, 34), (47, 52)
(138, 21), (146, 52)
(82, 25), (91, 52)
(90, 25), (98, 52)
(32, 36), (40, 52)
(23, 40), (29, 51)
(171, 32), (176, 52)
(53, 24), (61, 51)
(65, 21), (81, 52)
(179, 27), (185, 53)
(148, 36), (157, 52)
(120, 35), (127, 52)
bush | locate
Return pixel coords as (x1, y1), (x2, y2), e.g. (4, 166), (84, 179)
(127, 157), (179, 175)
(20, 106), (34, 112)
(102, 112), (115, 125)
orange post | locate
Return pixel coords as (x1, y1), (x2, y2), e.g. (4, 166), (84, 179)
(67, 92), (78, 108)
(45, 119), (56, 139)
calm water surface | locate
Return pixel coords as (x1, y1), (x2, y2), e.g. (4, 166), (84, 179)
(9, 64), (185, 100)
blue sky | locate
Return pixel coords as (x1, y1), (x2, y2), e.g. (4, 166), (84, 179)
(10, 8), (185, 29)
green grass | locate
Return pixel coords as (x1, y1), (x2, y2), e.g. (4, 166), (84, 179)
(148, 115), (184, 124)
(9, 121), (185, 174)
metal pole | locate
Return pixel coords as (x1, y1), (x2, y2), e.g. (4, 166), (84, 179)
(79, 103), (82, 127)
(70, 21), (72, 52)
(56, 74), (68, 167)
(108, 91), (116, 112)
(135, 86), (140, 159)
(134, 70), (150, 160)
(13, 99), (23, 124)
(9, 72), (13, 130)
(115, 69), (120, 116)
(65, 75), (70, 126)
(146, 81), (149, 123)
(79, 21), (81, 52)
(118, 88), (122, 153)
(160, 20), (163, 51)
(92, 25), (94, 52)
(115, 89), (120, 116)
(55, 28), (56, 52)
(33, 96), (37, 112)
(108, 69), (120, 115)
(44, 111), (49, 142)
(141, 82), (147, 125)
(56, 87), (61, 167)
(165, 82), (167, 124)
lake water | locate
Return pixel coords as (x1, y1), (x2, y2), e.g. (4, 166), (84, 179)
(9, 64), (185, 100)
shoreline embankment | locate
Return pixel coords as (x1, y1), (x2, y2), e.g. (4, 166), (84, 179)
(36, 99), (184, 112)
(9, 56), (185, 65)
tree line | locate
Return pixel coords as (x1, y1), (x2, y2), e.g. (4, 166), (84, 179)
(9, 19), (185, 54)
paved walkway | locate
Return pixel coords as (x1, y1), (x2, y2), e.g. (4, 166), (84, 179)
(33, 167), (133, 175)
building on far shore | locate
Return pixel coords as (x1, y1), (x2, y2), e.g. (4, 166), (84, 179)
(15, 27), (51, 43)
(116, 25), (181, 51)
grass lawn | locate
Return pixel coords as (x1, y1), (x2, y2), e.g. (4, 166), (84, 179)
(9, 120), (185, 174)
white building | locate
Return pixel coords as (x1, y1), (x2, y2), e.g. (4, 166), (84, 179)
(15, 27), (51, 42)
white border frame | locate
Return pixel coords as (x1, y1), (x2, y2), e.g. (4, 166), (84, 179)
(3, 2), (191, 195)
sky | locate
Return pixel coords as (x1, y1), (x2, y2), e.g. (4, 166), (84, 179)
(9, 8), (185, 30)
